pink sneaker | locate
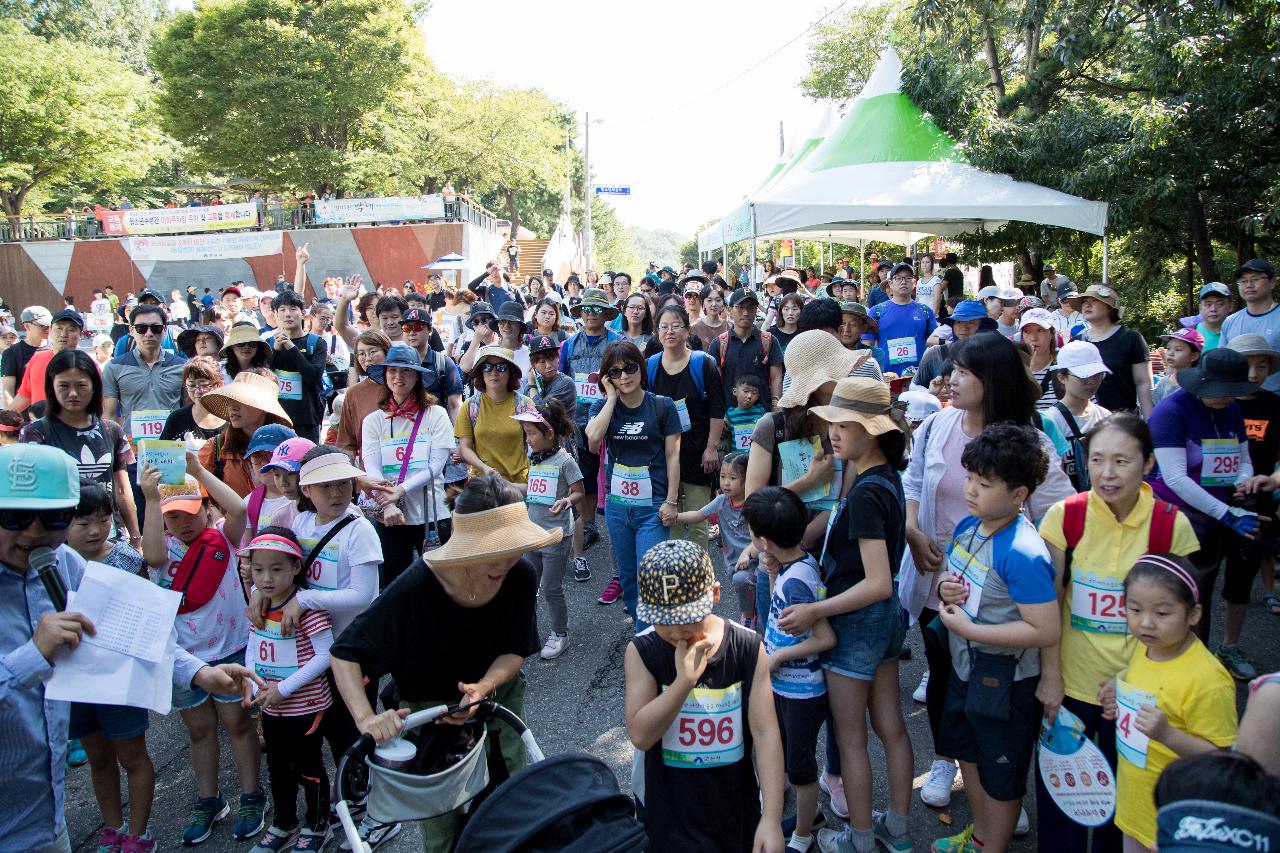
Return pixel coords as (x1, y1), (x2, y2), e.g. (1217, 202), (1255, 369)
(597, 577), (622, 605)
(95, 826), (123, 853)
(820, 771), (849, 819)
(119, 834), (155, 853)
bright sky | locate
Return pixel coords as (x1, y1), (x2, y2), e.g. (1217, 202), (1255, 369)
(423, 0), (847, 236)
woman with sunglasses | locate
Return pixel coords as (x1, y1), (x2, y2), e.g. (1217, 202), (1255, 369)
(454, 346), (538, 484)
(159, 356), (226, 450)
(585, 340), (682, 627)
(19, 348), (142, 548)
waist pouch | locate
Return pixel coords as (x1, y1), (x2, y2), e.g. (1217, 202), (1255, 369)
(965, 647), (1019, 721)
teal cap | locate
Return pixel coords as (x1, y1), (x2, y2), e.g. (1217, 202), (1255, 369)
(0, 444), (80, 509)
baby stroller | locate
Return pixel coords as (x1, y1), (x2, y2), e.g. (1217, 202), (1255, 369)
(334, 698), (647, 853)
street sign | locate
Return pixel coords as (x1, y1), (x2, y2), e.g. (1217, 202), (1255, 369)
(594, 185), (631, 196)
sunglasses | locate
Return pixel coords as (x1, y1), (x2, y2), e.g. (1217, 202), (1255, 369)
(133, 323), (165, 336)
(401, 322), (427, 332)
(0, 507), (76, 531)
(481, 362), (510, 374)
(606, 362), (641, 380)
(579, 306), (604, 315)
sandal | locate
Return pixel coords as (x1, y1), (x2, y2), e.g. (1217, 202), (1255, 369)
(1264, 592), (1280, 615)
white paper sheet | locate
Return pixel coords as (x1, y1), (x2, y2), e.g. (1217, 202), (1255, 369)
(46, 561), (182, 714)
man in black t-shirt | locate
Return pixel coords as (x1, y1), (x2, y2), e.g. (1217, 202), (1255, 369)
(1, 306), (51, 407)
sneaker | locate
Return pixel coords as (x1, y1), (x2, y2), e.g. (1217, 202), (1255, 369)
(95, 825), (124, 853)
(540, 632), (569, 660)
(67, 738), (88, 767)
(782, 809), (828, 838)
(1015, 805), (1030, 837)
(248, 825), (298, 853)
(294, 825), (332, 851)
(1217, 644), (1258, 681)
(119, 834), (155, 853)
(920, 759), (958, 807)
(573, 556), (591, 582)
(583, 525), (601, 547)
(598, 576), (622, 605)
(181, 794), (229, 846)
(816, 826), (855, 853)
(912, 671), (930, 703)
(819, 771), (849, 819)
(873, 811), (914, 852)
(930, 824), (978, 853)
(232, 790), (269, 840)
(341, 817), (402, 851)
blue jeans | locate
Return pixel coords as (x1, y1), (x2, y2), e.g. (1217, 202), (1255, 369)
(604, 502), (669, 631)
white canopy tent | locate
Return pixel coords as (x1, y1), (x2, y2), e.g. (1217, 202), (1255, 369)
(701, 47), (1111, 280)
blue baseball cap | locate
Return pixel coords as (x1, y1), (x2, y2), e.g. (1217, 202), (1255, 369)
(950, 300), (987, 322)
(0, 444), (80, 509)
(1200, 282), (1231, 300)
(244, 423), (297, 458)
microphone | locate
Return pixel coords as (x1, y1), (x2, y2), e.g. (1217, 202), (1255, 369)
(31, 546), (66, 612)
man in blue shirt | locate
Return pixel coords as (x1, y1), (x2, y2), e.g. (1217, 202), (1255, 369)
(869, 263), (937, 376)
(0, 444), (259, 852)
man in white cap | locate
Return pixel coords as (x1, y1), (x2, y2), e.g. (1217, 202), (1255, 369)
(1, 307), (51, 407)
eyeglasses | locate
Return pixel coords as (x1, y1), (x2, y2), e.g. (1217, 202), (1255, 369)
(891, 275), (915, 284)
(481, 362), (510, 374)
(133, 323), (164, 336)
(579, 306), (604, 315)
(1239, 276), (1271, 286)
(0, 507), (76, 531)
(657, 323), (686, 333)
(606, 362), (641, 379)
(185, 382), (216, 393)
(401, 323), (427, 333)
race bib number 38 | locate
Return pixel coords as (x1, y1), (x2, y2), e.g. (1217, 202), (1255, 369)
(661, 683), (745, 768)
(609, 463), (652, 506)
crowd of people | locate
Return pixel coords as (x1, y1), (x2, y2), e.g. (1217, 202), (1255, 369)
(2, 247), (1279, 853)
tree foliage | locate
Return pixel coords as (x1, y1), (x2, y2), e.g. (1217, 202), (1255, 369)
(0, 0), (167, 73)
(0, 20), (165, 217)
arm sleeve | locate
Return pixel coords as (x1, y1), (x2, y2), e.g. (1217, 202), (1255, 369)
(173, 646), (208, 689)
(102, 363), (120, 400)
(296, 559), (379, 615)
(697, 494), (725, 518)
(0, 640), (54, 701)
(1153, 445), (1231, 519)
(277, 625), (333, 698)
(401, 448), (450, 494)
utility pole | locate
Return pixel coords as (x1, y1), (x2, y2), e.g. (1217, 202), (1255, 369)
(583, 112), (592, 270)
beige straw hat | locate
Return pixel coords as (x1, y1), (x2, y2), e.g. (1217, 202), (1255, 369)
(200, 371), (293, 427)
(424, 501), (562, 569)
(220, 323), (271, 359)
(809, 377), (906, 436)
(471, 345), (523, 380)
(776, 330), (870, 409)
(298, 453), (366, 486)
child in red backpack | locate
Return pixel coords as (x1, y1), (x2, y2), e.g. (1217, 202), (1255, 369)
(139, 452), (264, 845)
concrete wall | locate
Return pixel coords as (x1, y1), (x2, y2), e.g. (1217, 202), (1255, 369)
(0, 221), (500, 309)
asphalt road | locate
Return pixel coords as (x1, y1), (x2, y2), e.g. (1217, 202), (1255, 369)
(65, 531), (1280, 852)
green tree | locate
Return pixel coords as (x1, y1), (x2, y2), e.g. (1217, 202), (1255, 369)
(150, 0), (419, 192)
(0, 20), (164, 218)
(0, 0), (168, 73)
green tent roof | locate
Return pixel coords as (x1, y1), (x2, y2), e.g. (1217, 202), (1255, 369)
(806, 92), (961, 172)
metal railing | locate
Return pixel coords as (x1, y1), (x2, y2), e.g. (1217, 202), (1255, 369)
(0, 197), (500, 244)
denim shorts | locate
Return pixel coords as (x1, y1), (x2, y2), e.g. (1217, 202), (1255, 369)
(171, 648), (247, 711)
(820, 597), (906, 681)
(69, 701), (149, 741)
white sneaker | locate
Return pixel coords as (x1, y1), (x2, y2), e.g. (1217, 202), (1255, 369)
(920, 759), (958, 807)
(912, 671), (930, 703)
(1015, 805), (1030, 837)
(540, 633), (569, 660)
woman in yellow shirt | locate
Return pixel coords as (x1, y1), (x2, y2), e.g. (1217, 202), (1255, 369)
(1035, 413), (1200, 853)
(454, 346), (536, 484)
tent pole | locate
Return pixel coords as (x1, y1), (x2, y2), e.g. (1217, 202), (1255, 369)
(749, 205), (757, 291)
(859, 240), (865, 288)
(1102, 232), (1110, 283)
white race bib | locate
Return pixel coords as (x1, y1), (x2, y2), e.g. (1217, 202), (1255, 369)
(252, 618), (300, 681)
(674, 398), (691, 432)
(661, 683), (745, 768)
(733, 423), (754, 450)
(298, 536), (339, 590)
(886, 336), (918, 365)
(129, 409), (167, 445)
(379, 428), (429, 481)
(947, 540), (989, 619)
(575, 371), (600, 405)
(609, 463), (652, 506)
(277, 370), (302, 401)
(1115, 679), (1156, 769)
(1069, 573), (1128, 634)
(1199, 438), (1239, 487)
(526, 463), (559, 506)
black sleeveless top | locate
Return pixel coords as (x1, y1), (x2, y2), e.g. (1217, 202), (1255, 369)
(633, 620), (762, 852)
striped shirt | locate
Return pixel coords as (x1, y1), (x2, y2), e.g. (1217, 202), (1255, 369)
(249, 604), (332, 716)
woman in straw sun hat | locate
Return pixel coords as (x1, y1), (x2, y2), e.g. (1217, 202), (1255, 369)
(198, 367), (293, 497)
(220, 322), (271, 381)
(329, 473), (555, 852)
